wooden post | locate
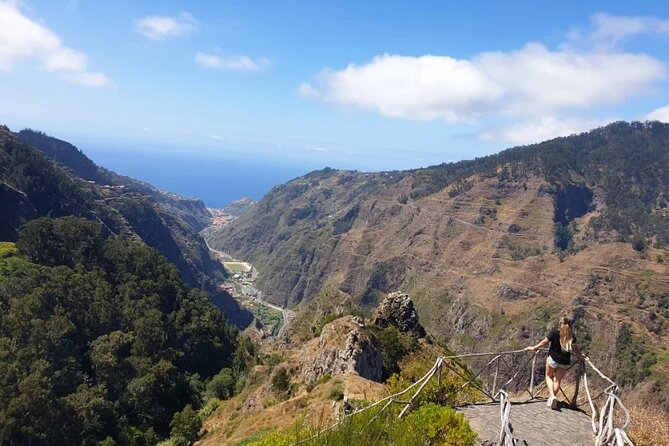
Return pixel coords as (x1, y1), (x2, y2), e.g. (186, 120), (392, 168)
(571, 361), (584, 409)
(492, 359), (499, 400)
(530, 352), (537, 398)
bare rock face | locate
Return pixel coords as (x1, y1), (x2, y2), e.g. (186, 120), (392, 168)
(301, 316), (383, 382)
(372, 292), (426, 338)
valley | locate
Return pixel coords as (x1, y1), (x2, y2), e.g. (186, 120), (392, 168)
(208, 122), (669, 431)
(214, 249), (297, 338)
(7, 2), (669, 444)
(204, 208), (296, 338)
(2, 123), (669, 445)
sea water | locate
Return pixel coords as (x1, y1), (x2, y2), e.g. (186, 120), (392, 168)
(83, 146), (317, 208)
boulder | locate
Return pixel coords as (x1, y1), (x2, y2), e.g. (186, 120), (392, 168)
(372, 292), (426, 338)
(301, 316), (383, 382)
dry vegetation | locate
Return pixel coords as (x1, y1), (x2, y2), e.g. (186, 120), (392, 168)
(628, 402), (669, 446)
(197, 371), (385, 446)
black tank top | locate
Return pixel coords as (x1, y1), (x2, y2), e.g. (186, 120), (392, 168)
(547, 328), (575, 365)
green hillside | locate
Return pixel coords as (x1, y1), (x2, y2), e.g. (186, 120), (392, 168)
(0, 217), (255, 445)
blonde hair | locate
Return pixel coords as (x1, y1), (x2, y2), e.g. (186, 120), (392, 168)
(559, 316), (573, 352)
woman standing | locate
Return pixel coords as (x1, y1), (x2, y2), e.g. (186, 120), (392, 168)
(525, 316), (586, 409)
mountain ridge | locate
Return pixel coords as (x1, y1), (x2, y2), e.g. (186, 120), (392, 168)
(210, 121), (669, 408)
(0, 126), (251, 326)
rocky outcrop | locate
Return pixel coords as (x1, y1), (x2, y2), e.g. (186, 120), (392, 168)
(301, 316), (383, 382)
(372, 292), (426, 338)
(498, 285), (538, 300)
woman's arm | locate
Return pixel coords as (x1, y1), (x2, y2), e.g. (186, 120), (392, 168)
(524, 337), (549, 352)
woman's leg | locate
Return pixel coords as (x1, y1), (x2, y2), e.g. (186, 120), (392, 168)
(552, 367), (567, 397)
(545, 365), (556, 398)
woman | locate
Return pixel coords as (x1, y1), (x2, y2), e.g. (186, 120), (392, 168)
(525, 316), (586, 409)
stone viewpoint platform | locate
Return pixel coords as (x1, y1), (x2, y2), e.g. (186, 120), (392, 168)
(459, 400), (595, 446)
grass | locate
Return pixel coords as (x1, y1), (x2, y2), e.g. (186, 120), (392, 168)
(225, 262), (251, 274)
(235, 428), (277, 446)
(244, 300), (283, 336)
(245, 403), (476, 446)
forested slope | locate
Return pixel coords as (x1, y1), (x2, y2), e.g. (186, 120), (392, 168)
(0, 126), (251, 325)
(0, 218), (256, 445)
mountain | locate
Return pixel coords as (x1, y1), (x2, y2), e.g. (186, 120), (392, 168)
(0, 126), (251, 326)
(210, 121), (669, 406)
(16, 130), (214, 232)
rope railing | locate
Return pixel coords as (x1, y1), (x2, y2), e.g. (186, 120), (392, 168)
(290, 349), (633, 446)
(498, 390), (516, 446)
(583, 358), (634, 446)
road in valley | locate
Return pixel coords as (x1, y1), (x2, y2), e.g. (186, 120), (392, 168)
(204, 237), (295, 337)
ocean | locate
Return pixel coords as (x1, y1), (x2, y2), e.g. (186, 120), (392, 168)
(83, 146), (317, 208)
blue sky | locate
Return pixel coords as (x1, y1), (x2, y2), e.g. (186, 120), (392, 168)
(2, 0), (669, 171)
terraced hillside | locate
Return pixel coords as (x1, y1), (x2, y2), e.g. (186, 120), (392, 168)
(210, 121), (669, 407)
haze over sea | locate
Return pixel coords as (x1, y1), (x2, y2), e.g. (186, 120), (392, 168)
(82, 144), (316, 208)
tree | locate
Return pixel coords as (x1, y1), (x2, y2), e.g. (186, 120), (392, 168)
(206, 368), (235, 399)
(169, 405), (201, 446)
(0, 217), (251, 444)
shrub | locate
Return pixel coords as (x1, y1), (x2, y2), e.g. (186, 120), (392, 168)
(169, 405), (201, 446)
(328, 384), (344, 401)
(403, 403), (476, 446)
(207, 368), (235, 399)
(370, 326), (419, 379)
(199, 398), (220, 418)
(264, 353), (284, 367)
(246, 402), (475, 446)
(271, 368), (291, 397)
(632, 232), (648, 252)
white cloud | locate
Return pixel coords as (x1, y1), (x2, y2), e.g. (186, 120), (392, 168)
(195, 52), (271, 71)
(209, 133), (224, 140)
(569, 13), (669, 48)
(479, 117), (608, 145)
(300, 54), (501, 123)
(645, 105), (669, 122)
(67, 71), (112, 87)
(0, 1), (112, 86)
(478, 44), (662, 114)
(300, 13), (669, 144)
(301, 46), (663, 124)
(298, 83), (320, 99)
(135, 12), (198, 41)
(46, 47), (86, 71)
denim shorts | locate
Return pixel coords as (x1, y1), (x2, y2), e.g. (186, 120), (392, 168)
(546, 356), (570, 370)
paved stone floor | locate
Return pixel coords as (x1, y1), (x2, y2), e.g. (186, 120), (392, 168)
(459, 400), (595, 446)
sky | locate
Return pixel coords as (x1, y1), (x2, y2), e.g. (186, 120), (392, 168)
(2, 0), (669, 171)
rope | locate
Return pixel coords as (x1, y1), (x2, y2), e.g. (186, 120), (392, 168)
(498, 390), (516, 446)
(288, 349), (634, 446)
(580, 357), (633, 446)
